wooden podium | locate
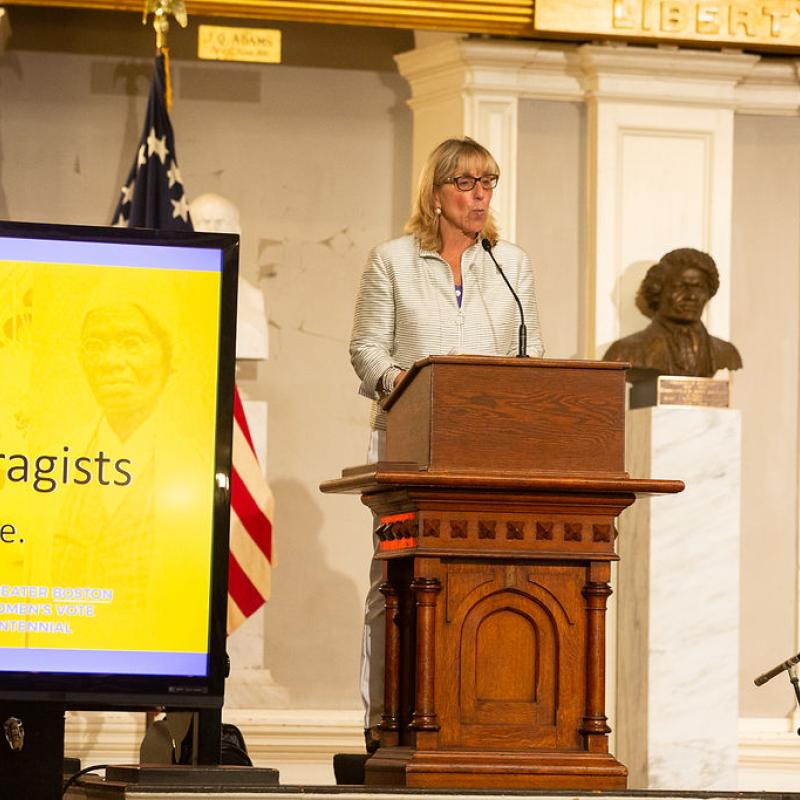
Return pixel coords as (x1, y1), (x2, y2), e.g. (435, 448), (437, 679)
(321, 356), (682, 790)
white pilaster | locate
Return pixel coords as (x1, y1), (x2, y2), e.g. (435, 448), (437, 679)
(581, 46), (758, 356)
(464, 92), (517, 240)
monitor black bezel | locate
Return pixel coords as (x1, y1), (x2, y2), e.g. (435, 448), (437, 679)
(0, 220), (239, 710)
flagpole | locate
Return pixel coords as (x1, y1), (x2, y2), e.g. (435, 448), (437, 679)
(142, 0), (187, 109)
(109, 5), (275, 780)
(142, 0), (187, 52)
(136, 0), (230, 769)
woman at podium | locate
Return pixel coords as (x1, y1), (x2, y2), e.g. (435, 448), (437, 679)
(349, 136), (545, 750)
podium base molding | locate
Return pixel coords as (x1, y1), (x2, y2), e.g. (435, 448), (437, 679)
(365, 746), (628, 789)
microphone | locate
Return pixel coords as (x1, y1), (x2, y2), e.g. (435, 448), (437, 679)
(754, 651), (800, 686)
(481, 238), (528, 358)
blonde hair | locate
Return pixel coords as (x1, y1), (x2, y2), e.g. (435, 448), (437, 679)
(405, 137), (500, 252)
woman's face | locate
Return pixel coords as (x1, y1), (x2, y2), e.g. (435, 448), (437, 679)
(434, 159), (494, 243)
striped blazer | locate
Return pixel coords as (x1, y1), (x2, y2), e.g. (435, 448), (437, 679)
(350, 234), (545, 430)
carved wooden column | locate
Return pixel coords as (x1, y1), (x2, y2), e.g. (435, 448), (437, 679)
(580, 562), (612, 753)
(380, 581), (401, 745)
(409, 577), (441, 732)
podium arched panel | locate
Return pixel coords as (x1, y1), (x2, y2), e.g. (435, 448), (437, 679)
(462, 599), (556, 726)
(437, 562), (585, 750)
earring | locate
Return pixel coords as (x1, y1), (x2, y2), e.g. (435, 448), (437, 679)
(435, 207), (441, 215)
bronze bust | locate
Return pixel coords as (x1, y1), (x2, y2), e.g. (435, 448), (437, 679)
(603, 248), (742, 381)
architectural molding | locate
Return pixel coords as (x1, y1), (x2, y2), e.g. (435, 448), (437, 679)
(395, 40), (585, 109)
(578, 45), (759, 108)
(396, 39), (800, 117)
(736, 59), (800, 115)
(64, 708), (364, 785)
(65, 709), (800, 789)
(64, 711), (145, 765)
(4, 0), (536, 35)
(738, 716), (800, 791)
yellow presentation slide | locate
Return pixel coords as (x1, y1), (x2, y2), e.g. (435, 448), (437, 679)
(0, 238), (223, 676)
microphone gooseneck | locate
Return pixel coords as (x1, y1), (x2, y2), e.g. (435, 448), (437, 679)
(481, 238), (528, 358)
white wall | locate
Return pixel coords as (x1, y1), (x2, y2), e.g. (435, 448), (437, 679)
(0, 8), (412, 720)
(732, 113), (800, 720)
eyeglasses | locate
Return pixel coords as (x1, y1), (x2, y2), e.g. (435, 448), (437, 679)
(441, 174), (499, 192)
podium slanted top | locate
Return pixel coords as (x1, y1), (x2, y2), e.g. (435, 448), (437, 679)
(382, 355), (628, 479)
(321, 355), (682, 498)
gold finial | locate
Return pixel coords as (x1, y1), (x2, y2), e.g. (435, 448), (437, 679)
(142, 0), (188, 51)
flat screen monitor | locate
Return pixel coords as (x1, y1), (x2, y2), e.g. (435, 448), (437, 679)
(0, 220), (238, 709)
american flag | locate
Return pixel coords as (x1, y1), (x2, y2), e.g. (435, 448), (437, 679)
(111, 52), (191, 230)
(111, 51), (274, 634)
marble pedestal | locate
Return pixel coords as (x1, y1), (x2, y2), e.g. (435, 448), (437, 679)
(617, 406), (741, 790)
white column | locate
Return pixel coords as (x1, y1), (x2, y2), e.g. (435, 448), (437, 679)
(464, 92), (518, 240)
(618, 406), (741, 789)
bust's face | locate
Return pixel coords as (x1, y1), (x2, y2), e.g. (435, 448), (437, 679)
(79, 304), (168, 419)
(657, 265), (711, 323)
(190, 194), (240, 234)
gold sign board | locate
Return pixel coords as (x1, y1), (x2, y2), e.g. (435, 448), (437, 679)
(535, 0), (800, 48)
(198, 24), (281, 63)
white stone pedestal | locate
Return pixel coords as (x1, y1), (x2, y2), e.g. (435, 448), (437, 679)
(617, 405), (741, 790)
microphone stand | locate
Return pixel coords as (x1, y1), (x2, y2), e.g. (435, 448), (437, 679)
(754, 651), (800, 736)
(481, 238), (528, 358)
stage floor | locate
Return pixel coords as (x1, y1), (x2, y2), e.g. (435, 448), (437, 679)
(65, 782), (800, 800)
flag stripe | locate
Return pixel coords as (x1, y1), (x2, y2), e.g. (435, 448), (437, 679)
(233, 383), (256, 452)
(228, 553), (266, 618)
(229, 386), (274, 631)
(229, 506), (272, 592)
(230, 466), (272, 561)
(232, 423), (274, 514)
(227, 595), (246, 634)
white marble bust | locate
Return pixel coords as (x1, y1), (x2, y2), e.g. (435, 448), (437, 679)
(190, 193), (268, 360)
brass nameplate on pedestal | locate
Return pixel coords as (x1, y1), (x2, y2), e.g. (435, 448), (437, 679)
(629, 375), (730, 409)
(198, 25), (282, 64)
(535, 0), (800, 49)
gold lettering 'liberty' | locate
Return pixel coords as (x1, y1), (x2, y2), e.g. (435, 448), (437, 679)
(611, 0), (800, 39)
